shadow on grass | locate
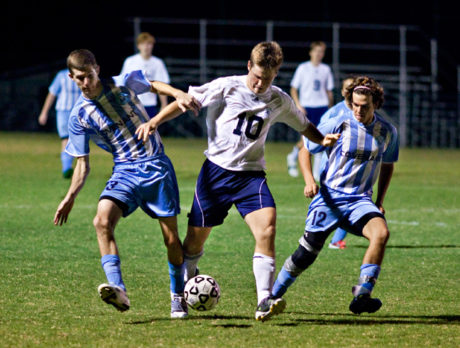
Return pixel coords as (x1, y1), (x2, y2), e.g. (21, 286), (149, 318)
(352, 245), (460, 249)
(281, 312), (460, 326)
(126, 314), (251, 325)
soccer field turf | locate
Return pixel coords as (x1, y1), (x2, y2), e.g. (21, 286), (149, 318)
(0, 132), (459, 347)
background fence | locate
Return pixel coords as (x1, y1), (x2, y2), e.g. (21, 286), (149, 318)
(1, 18), (459, 147)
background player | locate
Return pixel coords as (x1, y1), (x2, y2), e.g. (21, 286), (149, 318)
(120, 32), (170, 118)
(287, 41), (334, 178)
(38, 68), (81, 178)
(299, 76), (354, 250)
(136, 41), (340, 321)
(272, 76), (398, 315)
(53, 49), (200, 318)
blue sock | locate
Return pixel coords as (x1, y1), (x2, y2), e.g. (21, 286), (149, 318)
(272, 267), (297, 299)
(61, 151), (74, 172)
(331, 228), (347, 244)
(168, 261), (185, 295)
(354, 264), (381, 296)
(101, 254), (126, 291)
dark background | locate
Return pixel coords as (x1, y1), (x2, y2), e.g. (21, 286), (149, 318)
(2, 0), (458, 83)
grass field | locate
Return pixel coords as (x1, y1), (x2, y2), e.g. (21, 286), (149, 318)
(0, 132), (459, 347)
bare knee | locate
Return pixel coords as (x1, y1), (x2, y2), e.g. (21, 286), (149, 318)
(93, 215), (114, 234)
(370, 228), (390, 245)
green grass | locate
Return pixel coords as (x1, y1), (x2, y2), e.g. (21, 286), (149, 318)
(0, 132), (459, 347)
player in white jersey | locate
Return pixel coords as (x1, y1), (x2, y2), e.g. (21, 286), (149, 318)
(299, 77), (355, 250)
(38, 68), (81, 178)
(120, 32), (170, 118)
(53, 49), (201, 318)
(136, 41), (340, 321)
(272, 76), (398, 315)
(287, 41), (334, 178)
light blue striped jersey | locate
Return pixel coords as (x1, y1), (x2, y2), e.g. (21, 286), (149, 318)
(305, 113), (399, 196)
(49, 69), (81, 111)
(65, 70), (163, 164)
(321, 100), (352, 122)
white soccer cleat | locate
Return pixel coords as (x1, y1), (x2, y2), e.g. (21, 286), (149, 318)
(171, 295), (188, 318)
(255, 297), (286, 322)
(98, 283), (130, 312)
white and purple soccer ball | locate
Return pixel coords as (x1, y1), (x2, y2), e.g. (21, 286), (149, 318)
(184, 275), (221, 311)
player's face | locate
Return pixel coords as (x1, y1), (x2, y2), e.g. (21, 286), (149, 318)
(246, 62), (277, 94)
(309, 46), (325, 64)
(138, 41), (154, 58)
(351, 93), (375, 125)
(69, 65), (101, 99)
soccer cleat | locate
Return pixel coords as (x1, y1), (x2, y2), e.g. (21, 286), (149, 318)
(328, 240), (347, 249)
(171, 295), (188, 318)
(349, 294), (382, 314)
(63, 168), (74, 179)
(255, 297), (287, 322)
(286, 154), (299, 178)
(97, 283), (130, 312)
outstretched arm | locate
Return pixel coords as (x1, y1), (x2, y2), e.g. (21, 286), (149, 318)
(374, 163), (394, 214)
(54, 156), (90, 226)
(150, 81), (201, 115)
(38, 92), (56, 125)
(300, 123), (340, 147)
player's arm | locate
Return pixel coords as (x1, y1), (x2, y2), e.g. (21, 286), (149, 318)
(54, 156), (90, 226)
(159, 94), (168, 110)
(290, 87), (306, 115)
(298, 146), (319, 198)
(300, 122), (340, 147)
(149, 81), (201, 115)
(38, 92), (57, 125)
(374, 163), (394, 214)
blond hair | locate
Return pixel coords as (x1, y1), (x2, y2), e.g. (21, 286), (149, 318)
(67, 49), (98, 74)
(249, 41), (283, 71)
(136, 32), (155, 45)
(310, 41), (326, 52)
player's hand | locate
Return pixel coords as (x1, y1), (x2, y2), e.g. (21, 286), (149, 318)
(175, 91), (201, 116)
(38, 112), (48, 126)
(304, 180), (319, 198)
(54, 198), (75, 226)
(135, 122), (157, 143)
(321, 133), (341, 147)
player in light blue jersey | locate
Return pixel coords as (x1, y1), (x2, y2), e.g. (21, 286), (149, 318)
(53, 49), (201, 318)
(272, 76), (398, 315)
(38, 69), (81, 178)
(299, 77), (355, 250)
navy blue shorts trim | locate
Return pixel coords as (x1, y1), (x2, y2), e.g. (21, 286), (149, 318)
(188, 159), (276, 227)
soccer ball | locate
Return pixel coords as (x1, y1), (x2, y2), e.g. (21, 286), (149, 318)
(184, 275), (221, 311)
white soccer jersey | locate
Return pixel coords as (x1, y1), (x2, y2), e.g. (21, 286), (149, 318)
(188, 75), (309, 171)
(290, 61), (334, 107)
(120, 54), (170, 107)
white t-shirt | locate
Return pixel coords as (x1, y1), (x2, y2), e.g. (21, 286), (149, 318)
(188, 75), (309, 171)
(120, 54), (170, 107)
(290, 61), (334, 107)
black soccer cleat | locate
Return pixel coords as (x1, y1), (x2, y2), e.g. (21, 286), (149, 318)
(349, 294), (382, 314)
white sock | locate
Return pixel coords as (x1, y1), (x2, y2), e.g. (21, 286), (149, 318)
(253, 253), (275, 305)
(184, 251), (203, 282)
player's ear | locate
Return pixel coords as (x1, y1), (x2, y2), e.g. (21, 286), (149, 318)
(95, 65), (100, 75)
(247, 60), (252, 72)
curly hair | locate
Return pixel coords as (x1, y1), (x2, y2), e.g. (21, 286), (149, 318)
(344, 76), (384, 109)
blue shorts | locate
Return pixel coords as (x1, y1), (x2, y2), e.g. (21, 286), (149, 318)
(304, 186), (384, 236)
(188, 159), (276, 227)
(100, 154), (180, 218)
(304, 106), (329, 126)
(56, 110), (71, 139)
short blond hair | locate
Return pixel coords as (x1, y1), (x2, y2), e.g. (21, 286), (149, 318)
(310, 41), (326, 52)
(249, 41), (283, 71)
(136, 32), (155, 45)
(67, 49), (98, 74)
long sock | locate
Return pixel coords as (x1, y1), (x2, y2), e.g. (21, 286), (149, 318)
(272, 266), (297, 299)
(353, 263), (381, 296)
(101, 254), (126, 291)
(168, 261), (185, 298)
(253, 253), (275, 305)
(184, 251), (203, 282)
(331, 228), (347, 244)
(61, 151), (74, 172)
(291, 145), (300, 161)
